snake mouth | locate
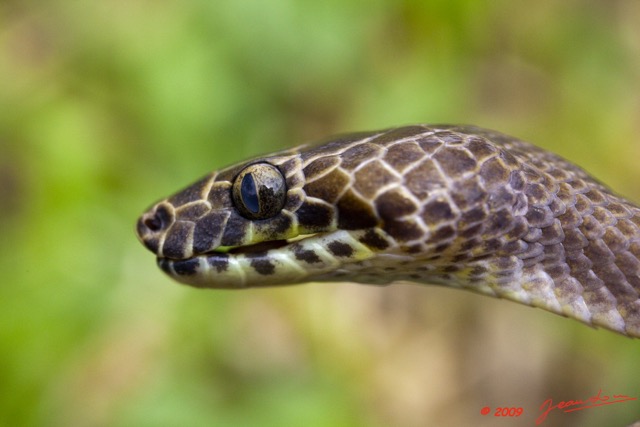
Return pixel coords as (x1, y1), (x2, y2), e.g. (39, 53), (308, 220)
(197, 233), (318, 257)
(210, 234), (318, 256)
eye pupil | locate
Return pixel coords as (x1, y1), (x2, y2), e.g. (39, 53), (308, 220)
(232, 163), (286, 220)
(240, 173), (259, 213)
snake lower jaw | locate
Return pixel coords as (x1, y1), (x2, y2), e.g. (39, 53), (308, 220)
(221, 233), (319, 255)
(154, 229), (385, 289)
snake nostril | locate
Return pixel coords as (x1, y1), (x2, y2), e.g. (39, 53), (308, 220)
(144, 215), (164, 232)
(142, 204), (174, 234)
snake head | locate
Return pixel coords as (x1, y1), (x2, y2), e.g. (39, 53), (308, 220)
(136, 130), (413, 288)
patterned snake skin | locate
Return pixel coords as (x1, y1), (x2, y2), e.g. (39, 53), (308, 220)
(136, 125), (640, 337)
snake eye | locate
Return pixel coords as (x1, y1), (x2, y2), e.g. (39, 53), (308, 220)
(232, 163), (286, 220)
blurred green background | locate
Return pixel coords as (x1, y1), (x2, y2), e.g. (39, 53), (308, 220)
(1, 1), (640, 426)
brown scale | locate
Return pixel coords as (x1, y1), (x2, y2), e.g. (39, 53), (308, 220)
(136, 124), (640, 337)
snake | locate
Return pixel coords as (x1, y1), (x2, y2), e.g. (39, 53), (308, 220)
(136, 124), (640, 338)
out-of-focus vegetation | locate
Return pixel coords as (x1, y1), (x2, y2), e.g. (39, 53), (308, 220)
(1, 1), (639, 426)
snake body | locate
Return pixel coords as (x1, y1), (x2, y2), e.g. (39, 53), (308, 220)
(136, 125), (640, 337)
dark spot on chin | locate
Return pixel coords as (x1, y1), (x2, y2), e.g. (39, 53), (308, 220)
(250, 258), (275, 275)
(172, 258), (200, 276)
(328, 241), (354, 257)
(294, 247), (321, 264)
(207, 254), (229, 273)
